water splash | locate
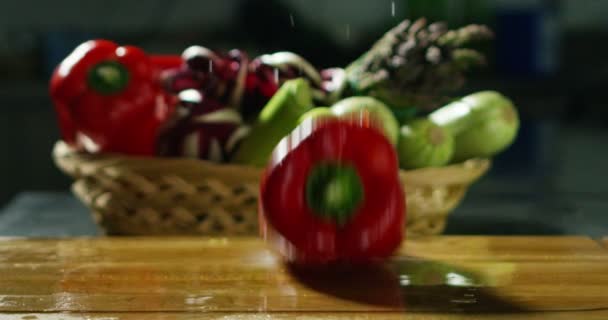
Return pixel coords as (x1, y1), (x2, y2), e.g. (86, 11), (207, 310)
(392, 1), (396, 17)
(289, 14), (295, 27)
(346, 24), (351, 40)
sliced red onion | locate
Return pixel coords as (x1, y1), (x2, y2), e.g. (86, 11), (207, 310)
(225, 125), (251, 155)
(226, 50), (249, 109)
(257, 51), (322, 86)
(182, 45), (222, 72)
(191, 108), (242, 124)
(178, 89), (203, 105)
(321, 68), (347, 104)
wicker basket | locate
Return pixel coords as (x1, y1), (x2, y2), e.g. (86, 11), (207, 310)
(52, 141), (490, 237)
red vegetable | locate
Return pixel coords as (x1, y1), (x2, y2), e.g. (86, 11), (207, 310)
(162, 47), (250, 107)
(156, 89), (247, 161)
(259, 117), (405, 264)
(150, 55), (183, 72)
(49, 39), (175, 155)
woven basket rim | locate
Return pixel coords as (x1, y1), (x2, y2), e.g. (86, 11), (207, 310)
(51, 140), (491, 237)
(52, 140), (491, 185)
(53, 141), (263, 181)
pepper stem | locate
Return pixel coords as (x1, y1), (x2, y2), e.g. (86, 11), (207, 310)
(306, 163), (364, 225)
(87, 60), (130, 95)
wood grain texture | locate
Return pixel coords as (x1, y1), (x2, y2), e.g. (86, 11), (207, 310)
(0, 236), (606, 319)
(6, 311), (608, 320)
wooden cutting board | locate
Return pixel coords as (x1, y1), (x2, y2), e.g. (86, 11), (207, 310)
(1, 236), (607, 319)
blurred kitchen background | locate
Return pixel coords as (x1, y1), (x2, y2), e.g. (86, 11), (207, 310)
(0, 0), (606, 236)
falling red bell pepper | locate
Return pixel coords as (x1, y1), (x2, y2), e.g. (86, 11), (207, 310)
(259, 117), (405, 264)
(49, 39), (176, 155)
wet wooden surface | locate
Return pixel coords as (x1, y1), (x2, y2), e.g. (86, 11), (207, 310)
(1, 236), (607, 319)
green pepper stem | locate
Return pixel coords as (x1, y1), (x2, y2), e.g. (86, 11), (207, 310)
(306, 163), (364, 225)
(87, 60), (130, 95)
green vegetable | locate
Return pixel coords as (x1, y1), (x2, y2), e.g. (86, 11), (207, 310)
(344, 19), (493, 111)
(297, 107), (335, 124)
(429, 91), (519, 162)
(233, 78), (313, 166)
(396, 119), (454, 169)
(331, 96), (400, 145)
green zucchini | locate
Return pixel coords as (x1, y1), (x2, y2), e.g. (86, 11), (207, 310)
(232, 78), (313, 167)
(396, 119), (454, 169)
(297, 107), (335, 124)
(331, 96), (400, 145)
(429, 91), (519, 162)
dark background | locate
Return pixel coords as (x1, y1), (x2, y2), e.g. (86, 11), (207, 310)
(0, 0), (606, 236)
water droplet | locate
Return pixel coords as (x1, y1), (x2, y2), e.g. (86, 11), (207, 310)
(451, 297), (478, 304)
(289, 14), (295, 27)
(274, 68), (279, 84)
(445, 272), (474, 287)
(392, 1), (396, 17)
(399, 274), (411, 286)
(185, 295), (213, 306)
(346, 24), (351, 40)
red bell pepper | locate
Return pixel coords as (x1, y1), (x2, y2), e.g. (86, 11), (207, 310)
(259, 117), (405, 264)
(49, 39), (176, 155)
(150, 55), (183, 72)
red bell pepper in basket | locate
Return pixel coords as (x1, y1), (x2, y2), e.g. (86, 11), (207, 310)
(259, 117), (405, 264)
(150, 55), (183, 72)
(49, 40), (176, 155)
